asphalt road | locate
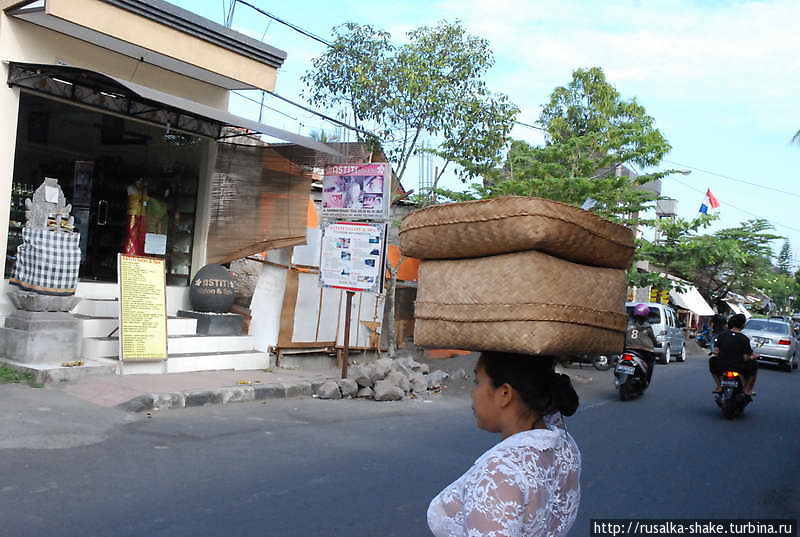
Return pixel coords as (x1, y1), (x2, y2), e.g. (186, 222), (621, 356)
(1, 348), (798, 537)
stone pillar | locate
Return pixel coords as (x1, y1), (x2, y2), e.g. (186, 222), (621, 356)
(1, 310), (81, 364)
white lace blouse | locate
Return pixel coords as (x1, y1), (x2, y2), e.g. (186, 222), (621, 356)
(427, 413), (581, 537)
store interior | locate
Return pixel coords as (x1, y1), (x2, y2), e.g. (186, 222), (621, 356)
(7, 92), (203, 286)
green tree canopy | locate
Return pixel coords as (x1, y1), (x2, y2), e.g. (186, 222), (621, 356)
(637, 218), (783, 304)
(302, 21), (518, 187)
(436, 67), (675, 225)
(777, 240), (792, 275)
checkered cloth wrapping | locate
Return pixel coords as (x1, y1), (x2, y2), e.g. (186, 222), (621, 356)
(10, 228), (81, 296)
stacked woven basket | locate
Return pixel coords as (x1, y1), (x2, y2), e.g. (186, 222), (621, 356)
(399, 197), (636, 356)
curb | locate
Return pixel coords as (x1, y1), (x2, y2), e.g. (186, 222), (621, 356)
(116, 380), (321, 413)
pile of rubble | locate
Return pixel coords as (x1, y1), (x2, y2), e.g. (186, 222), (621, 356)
(313, 356), (451, 401)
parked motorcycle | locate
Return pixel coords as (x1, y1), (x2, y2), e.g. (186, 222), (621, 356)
(566, 354), (617, 371)
(614, 350), (651, 401)
(715, 370), (752, 419)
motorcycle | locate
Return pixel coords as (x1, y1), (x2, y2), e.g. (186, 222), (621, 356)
(696, 327), (711, 348)
(614, 350), (652, 401)
(715, 370), (751, 419)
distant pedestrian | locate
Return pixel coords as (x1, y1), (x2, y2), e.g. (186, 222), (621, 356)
(427, 352), (581, 537)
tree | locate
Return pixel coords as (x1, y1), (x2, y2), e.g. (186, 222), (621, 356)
(302, 21), (518, 187)
(638, 218), (783, 305)
(777, 240), (792, 275)
(303, 21), (518, 355)
(309, 128), (340, 143)
(436, 67), (677, 226)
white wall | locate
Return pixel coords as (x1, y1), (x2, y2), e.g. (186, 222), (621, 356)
(249, 249), (290, 352)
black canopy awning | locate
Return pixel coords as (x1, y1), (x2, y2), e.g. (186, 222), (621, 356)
(6, 62), (342, 157)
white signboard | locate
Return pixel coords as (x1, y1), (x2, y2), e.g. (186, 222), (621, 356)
(144, 233), (167, 255)
(320, 222), (385, 292)
(321, 163), (390, 220)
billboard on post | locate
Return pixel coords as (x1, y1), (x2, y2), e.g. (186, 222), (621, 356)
(321, 163), (390, 221)
(320, 221), (386, 293)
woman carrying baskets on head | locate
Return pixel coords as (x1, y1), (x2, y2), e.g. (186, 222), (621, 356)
(427, 352), (581, 537)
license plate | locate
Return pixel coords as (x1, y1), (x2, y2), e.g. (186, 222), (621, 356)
(720, 380), (739, 387)
(616, 365), (635, 375)
(753, 337), (770, 345)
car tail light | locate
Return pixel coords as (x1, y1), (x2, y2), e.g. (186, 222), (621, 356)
(778, 339), (791, 345)
(723, 371), (740, 378)
(622, 353), (635, 361)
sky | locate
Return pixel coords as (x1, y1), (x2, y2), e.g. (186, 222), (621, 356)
(173, 0), (800, 266)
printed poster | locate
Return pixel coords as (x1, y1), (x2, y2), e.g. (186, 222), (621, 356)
(320, 222), (385, 292)
(117, 254), (168, 361)
(321, 163), (390, 220)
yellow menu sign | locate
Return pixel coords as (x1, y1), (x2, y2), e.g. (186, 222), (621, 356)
(118, 254), (168, 361)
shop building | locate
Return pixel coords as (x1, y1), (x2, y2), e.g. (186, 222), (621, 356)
(0, 0), (340, 373)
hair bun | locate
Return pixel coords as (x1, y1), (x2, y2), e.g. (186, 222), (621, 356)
(550, 373), (579, 417)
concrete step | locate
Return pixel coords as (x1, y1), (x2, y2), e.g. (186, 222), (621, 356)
(0, 356), (118, 384)
(119, 351), (272, 375)
(82, 334), (258, 360)
(72, 299), (119, 318)
(76, 316), (198, 338)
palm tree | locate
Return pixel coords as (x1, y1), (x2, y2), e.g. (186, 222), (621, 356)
(309, 128), (340, 143)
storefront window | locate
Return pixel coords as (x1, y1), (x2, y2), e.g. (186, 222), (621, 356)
(6, 93), (202, 285)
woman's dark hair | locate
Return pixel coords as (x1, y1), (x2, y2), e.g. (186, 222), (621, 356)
(728, 313), (747, 330)
(478, 351), (579, 417)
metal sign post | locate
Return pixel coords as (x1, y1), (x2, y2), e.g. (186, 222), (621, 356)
(341, 290), (355, 379)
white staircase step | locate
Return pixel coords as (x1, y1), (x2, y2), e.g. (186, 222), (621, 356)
(83, 335), (257, 360)
(72, 299), (120, 318)
(77, 316), (198, 337)
(118, 351), (271, 375)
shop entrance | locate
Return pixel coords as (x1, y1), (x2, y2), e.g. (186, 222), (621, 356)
(7, 93), (203, 285)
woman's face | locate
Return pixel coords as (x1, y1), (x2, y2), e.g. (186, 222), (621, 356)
(471, 364), (502, 433)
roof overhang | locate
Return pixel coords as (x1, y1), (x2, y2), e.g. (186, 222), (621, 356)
(7, 62), (342, 156)
(724, 301), (752, 319)
(669, 285), (714, 316)
(5, 0), (286, 90)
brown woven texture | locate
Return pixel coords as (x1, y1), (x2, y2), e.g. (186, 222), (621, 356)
(414, 250), (627, 355)
(400, 196), (635, 269)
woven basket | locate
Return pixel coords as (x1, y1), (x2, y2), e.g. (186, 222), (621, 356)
(414, 250), (627, 355)
(400, 196), (635, 269)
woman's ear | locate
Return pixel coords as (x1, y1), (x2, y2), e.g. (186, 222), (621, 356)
(496, 382), (515, 408)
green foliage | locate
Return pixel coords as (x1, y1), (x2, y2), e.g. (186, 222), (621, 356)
(637, 218), (785, 305)
(777, 240), (792, 275)
(302, 21), (518, 185)
(436, 67), (676, 226)
(539, 67), (671, 171)
(0, 365), (35, 385)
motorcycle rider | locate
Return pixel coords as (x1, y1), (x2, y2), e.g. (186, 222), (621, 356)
(709, 313), (758, 397)
(625, 303), (658, 385)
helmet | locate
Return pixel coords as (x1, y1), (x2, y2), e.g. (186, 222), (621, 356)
(633, 303), (650, 318)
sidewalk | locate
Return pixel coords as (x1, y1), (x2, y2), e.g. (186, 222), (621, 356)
(49, 367), (340, 413)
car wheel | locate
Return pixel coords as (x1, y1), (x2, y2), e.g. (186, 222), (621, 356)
(677, 345), (687, 362)
(793, 356), (798, 370)
(785, 360), (793, 373)
(661, 346), (671, 364)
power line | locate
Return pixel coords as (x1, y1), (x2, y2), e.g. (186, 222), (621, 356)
(670, 176), (800, 234)
(514, 120), (546, 131)
(664, 159), (800, 200)
(231, 90), (298, 121)
(231, 0), (331, 47)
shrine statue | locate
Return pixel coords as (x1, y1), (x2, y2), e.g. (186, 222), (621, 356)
(10, 178), (81, 298)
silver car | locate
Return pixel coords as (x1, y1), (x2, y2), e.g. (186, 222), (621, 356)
(741, 319), (799, 372)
